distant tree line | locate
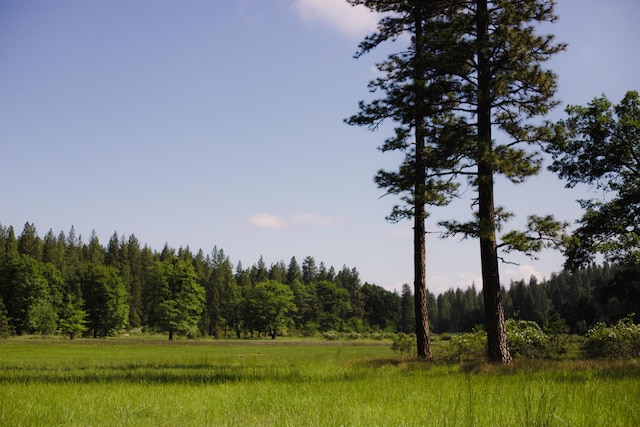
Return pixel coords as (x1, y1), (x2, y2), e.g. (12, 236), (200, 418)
(0, 222), (637, 339)
(433, 263), (639, 335)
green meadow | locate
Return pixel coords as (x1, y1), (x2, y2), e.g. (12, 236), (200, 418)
(0, 338), (638, 426)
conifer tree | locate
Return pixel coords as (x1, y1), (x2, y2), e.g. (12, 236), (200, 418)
(286, 257), (303, 285)
(443, 0), (566, 363)
(17, 222), (42, 260)
(347, 0), (466, 358)
(348, 0), (566, 362)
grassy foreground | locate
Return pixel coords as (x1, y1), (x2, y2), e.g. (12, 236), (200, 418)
(0, 338), (638, 426)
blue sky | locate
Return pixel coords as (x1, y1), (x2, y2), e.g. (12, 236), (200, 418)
(1, 0), (638, 295)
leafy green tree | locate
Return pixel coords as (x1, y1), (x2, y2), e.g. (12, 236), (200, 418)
(315, 280), (351, 332)
(547, 91), (640, 321)
(243, 280), (295, 339)
(82, 264), (129, 337)
(28, 297), (58, 337)
(146, 259), (205, 340)
(547, 91), (640, 268)
(59, 295), (87, 339)
(0, 253), (49, 334)
(361, 283), (401, 331)
(289, 279), (318, 334)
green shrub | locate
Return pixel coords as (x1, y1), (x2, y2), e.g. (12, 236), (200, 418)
(506, 319), (548, 358)
(322, 330), (340, 341)
(300, 322), (320, 337)
(382, 332), (396, 340)
(347, 332), (361, 340)
(448, 330), (486, 363)
(370, 332), (383, 341)
(583, 315), (640, 359)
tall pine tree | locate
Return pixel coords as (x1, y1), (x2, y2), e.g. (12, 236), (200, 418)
(447, 0), (565, 363)
(347, 0), (468, 358)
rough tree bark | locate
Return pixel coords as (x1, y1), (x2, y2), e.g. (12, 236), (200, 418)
(476, 0), (512, 364)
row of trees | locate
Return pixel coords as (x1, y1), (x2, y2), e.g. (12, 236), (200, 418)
(435, 263), (639, 334)
(2, 222), (637, 340)
(0, 223), (409, 339)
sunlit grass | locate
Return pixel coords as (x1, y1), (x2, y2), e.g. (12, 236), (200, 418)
(0, 338), (638, 426)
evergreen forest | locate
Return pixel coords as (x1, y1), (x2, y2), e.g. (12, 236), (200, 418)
(1, 222), (637, 340)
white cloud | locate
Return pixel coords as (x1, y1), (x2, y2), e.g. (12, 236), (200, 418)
(248, 212), (345, 229)
(501, 264), (544, 286)
(248, 213), (288, 229)
(428, 272), (482, 296)
(290, 213), (345, 227)
(293, 0), (378, 37)
(424, 265), (546, 296)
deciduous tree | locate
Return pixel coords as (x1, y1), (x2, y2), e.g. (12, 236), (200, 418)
(243, 280), (295, 339)
(82, 264), (129, 337)
(548, 90), (640, 320)
(547, 91), (640, 268)
(146, 259), (205, 340)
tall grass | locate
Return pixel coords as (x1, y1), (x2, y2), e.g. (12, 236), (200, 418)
(0, 338), (638, 426)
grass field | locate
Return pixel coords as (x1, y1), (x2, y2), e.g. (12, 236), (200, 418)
(0, 337), (638, 426)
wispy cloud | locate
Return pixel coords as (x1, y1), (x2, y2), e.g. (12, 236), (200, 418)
(293, 0), (378, 37)
(429, 265), (546, 294)
(290, 213), (345, 227)
(248, 213), (288, 229)
(430, 272), (483, 295)
(248, 212), (345, 229)
(502, 264), (545, 285)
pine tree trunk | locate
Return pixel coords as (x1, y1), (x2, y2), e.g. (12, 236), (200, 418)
(476, 0), (512, 364)
(478, 168), (512, 364)
(413, 4), (432, 360)
(414, 210), (432, 359)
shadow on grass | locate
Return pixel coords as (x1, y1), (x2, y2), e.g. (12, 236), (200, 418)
(0, 362), (367, 386)
(359, 355), (640, 381)
(458, 357), (640, 380)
